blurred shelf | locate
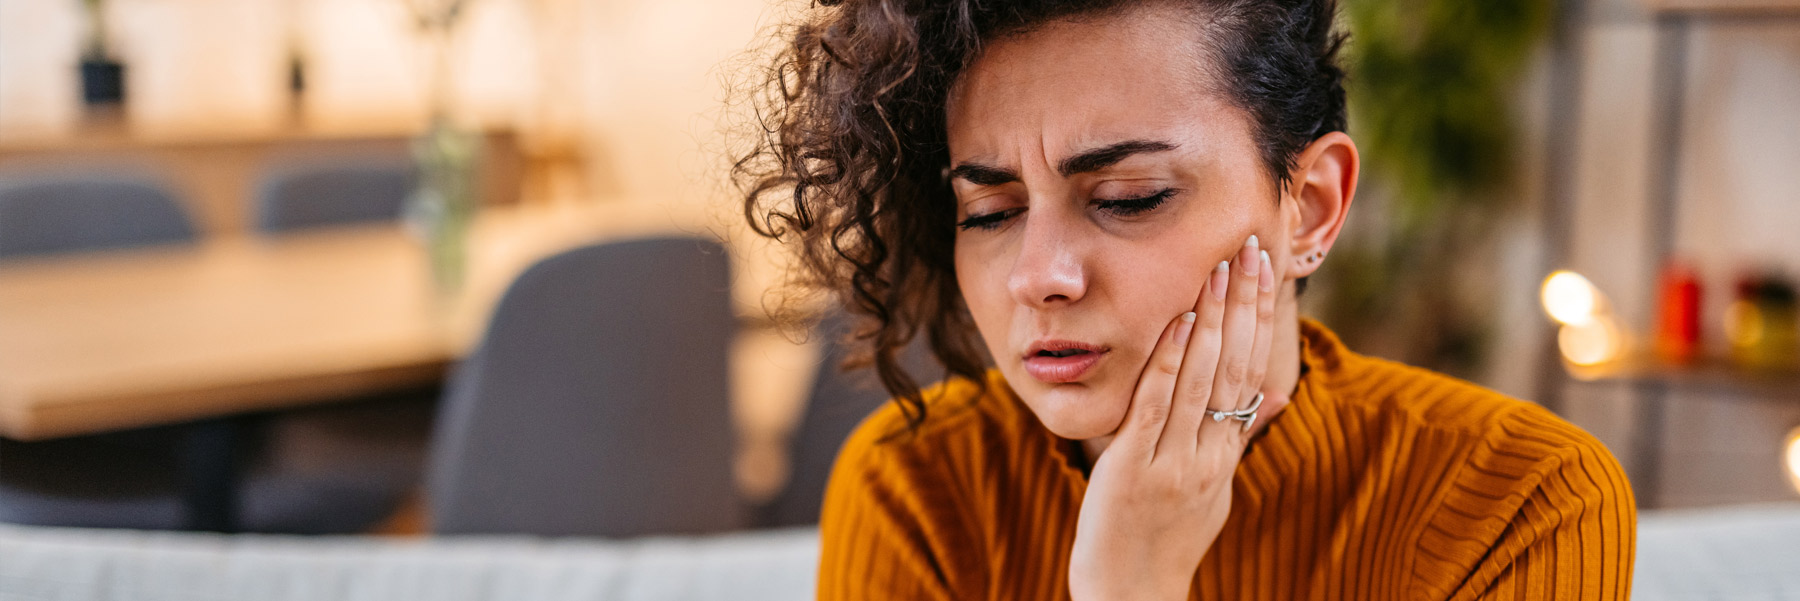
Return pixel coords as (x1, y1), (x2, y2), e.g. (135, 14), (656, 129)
(1644, 0), (1800, 15)
(1565, 353), (1800, 398)
(0, 122), (523, 238)
(0, 118), (446, 153)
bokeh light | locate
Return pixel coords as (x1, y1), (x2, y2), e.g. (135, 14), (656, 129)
(1785, 427), (1800, 497)
(1559, 316), (1626, 366)
(1725, 299), (1766, 348)
(1542, 270), (1602, 326)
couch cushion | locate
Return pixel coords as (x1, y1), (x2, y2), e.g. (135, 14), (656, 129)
(1635, 502), (1800, 601)
(0, 525), (818, 601)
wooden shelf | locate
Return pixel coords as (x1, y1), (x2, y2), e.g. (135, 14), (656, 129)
(0, 116), (432, 154)
(1644, 0), (1800, 15)
(1564, 353), (1800, 398)
(0, 123), (523, 239)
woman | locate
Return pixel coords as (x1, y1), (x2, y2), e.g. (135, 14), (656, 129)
(736, 0), (1635, 599)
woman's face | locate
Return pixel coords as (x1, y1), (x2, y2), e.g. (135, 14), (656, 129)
(947, 7), (1290, 441)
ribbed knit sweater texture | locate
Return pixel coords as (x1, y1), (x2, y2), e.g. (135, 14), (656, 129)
(818, 320), (1635, 600)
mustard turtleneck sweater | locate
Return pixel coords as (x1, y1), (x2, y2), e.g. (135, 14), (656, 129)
(818, 319), (1635, 600)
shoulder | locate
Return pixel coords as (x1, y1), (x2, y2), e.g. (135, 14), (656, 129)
(1299, 322), (1635, 596)
(836, 370), (1002, 456)
(1301, 318), (1632, 524)
(817, 369), (1049, 600)
(1304, 321), (1617, 470)
(1350, 349), (1633, 515)
(829, 369), (1048, 494)
(1348, 349), (1626, 497)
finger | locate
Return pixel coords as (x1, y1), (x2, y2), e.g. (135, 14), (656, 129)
(1202, 235), (1263, 440)
(1114, 310), (1196, 463)
(1160, 258), (1228, 454)
(1243, 248), (1277, 405)
(1233, 248), (1279, 442)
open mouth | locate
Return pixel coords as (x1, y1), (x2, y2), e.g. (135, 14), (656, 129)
(1022, 341), (1107, 383)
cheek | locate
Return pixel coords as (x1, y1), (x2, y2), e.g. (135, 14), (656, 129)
(954, 242), (1010, 347)
(1102, 244), (1212, 338)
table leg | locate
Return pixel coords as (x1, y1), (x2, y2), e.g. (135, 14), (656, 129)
(181, 418), (243, 532)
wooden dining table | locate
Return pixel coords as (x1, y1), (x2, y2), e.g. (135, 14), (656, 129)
(0, 198), (823, 532)
(0, 200), (715, 443)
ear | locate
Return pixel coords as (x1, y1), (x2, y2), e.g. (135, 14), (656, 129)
(1283, 131), (1358, 279)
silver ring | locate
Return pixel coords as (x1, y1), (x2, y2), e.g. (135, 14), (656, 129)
(1205, 392), (1263, 432)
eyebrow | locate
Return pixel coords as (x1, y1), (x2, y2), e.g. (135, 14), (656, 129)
(948, 139), (1179, 186)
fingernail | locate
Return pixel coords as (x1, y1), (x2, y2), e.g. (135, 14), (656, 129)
(1212, 260), (1229, 300)
(1258, 250), (1273, 291)
(1174, 313), (1196, 345)
(1242, 235), (1260, 274)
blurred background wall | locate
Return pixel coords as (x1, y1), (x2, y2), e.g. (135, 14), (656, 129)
(0, 0), (771, 205)
(1555, 0), (1800, 507)
(0, 0), (802, 334)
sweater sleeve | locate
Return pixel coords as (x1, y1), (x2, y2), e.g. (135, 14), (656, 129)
(1458, 435), (1638, 600)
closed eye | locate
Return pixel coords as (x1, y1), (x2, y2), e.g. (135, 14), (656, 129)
(958, 189), (1176, 231)
(1094, 188), (1176, 216)
(956, 207), (1023, 231)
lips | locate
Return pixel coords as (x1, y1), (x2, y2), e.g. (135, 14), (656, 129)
(1022, 340), (1108, 383)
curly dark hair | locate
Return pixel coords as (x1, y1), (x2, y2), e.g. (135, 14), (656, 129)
(735, 0), (1348, 429)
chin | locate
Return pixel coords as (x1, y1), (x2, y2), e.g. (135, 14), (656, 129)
(1011, 377), (1130, 441)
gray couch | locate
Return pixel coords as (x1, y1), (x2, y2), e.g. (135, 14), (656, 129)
(1, 503), (1796, 600)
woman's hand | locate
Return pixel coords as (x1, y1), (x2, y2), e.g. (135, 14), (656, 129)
(1067, 235), (1288, 601)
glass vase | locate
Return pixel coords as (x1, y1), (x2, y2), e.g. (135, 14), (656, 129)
(405, 118), (482, 298)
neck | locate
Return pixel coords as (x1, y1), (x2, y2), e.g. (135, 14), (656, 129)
(1081, 280), (1303, 462)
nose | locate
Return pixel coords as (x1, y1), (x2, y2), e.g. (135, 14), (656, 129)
(1006, 205), (1088, 307)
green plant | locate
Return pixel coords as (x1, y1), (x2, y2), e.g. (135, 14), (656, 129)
(1308, 0), (1554, 377)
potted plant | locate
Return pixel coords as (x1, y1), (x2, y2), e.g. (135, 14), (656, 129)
(1306, 0), (1554, 378)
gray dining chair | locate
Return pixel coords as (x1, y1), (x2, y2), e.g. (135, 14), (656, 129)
(0, 174), (197, 529)
(0, 176), (196, 258)
(757, 311), (944, 527)
(254, 162), (413, 232)
(426, 236), (743, 537)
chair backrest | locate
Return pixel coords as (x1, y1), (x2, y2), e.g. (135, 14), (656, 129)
(759, 311), (944, 527)
(254, 162), (413, 232)
(426, 236), (742, 537)
(0, 176), (196, 258)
